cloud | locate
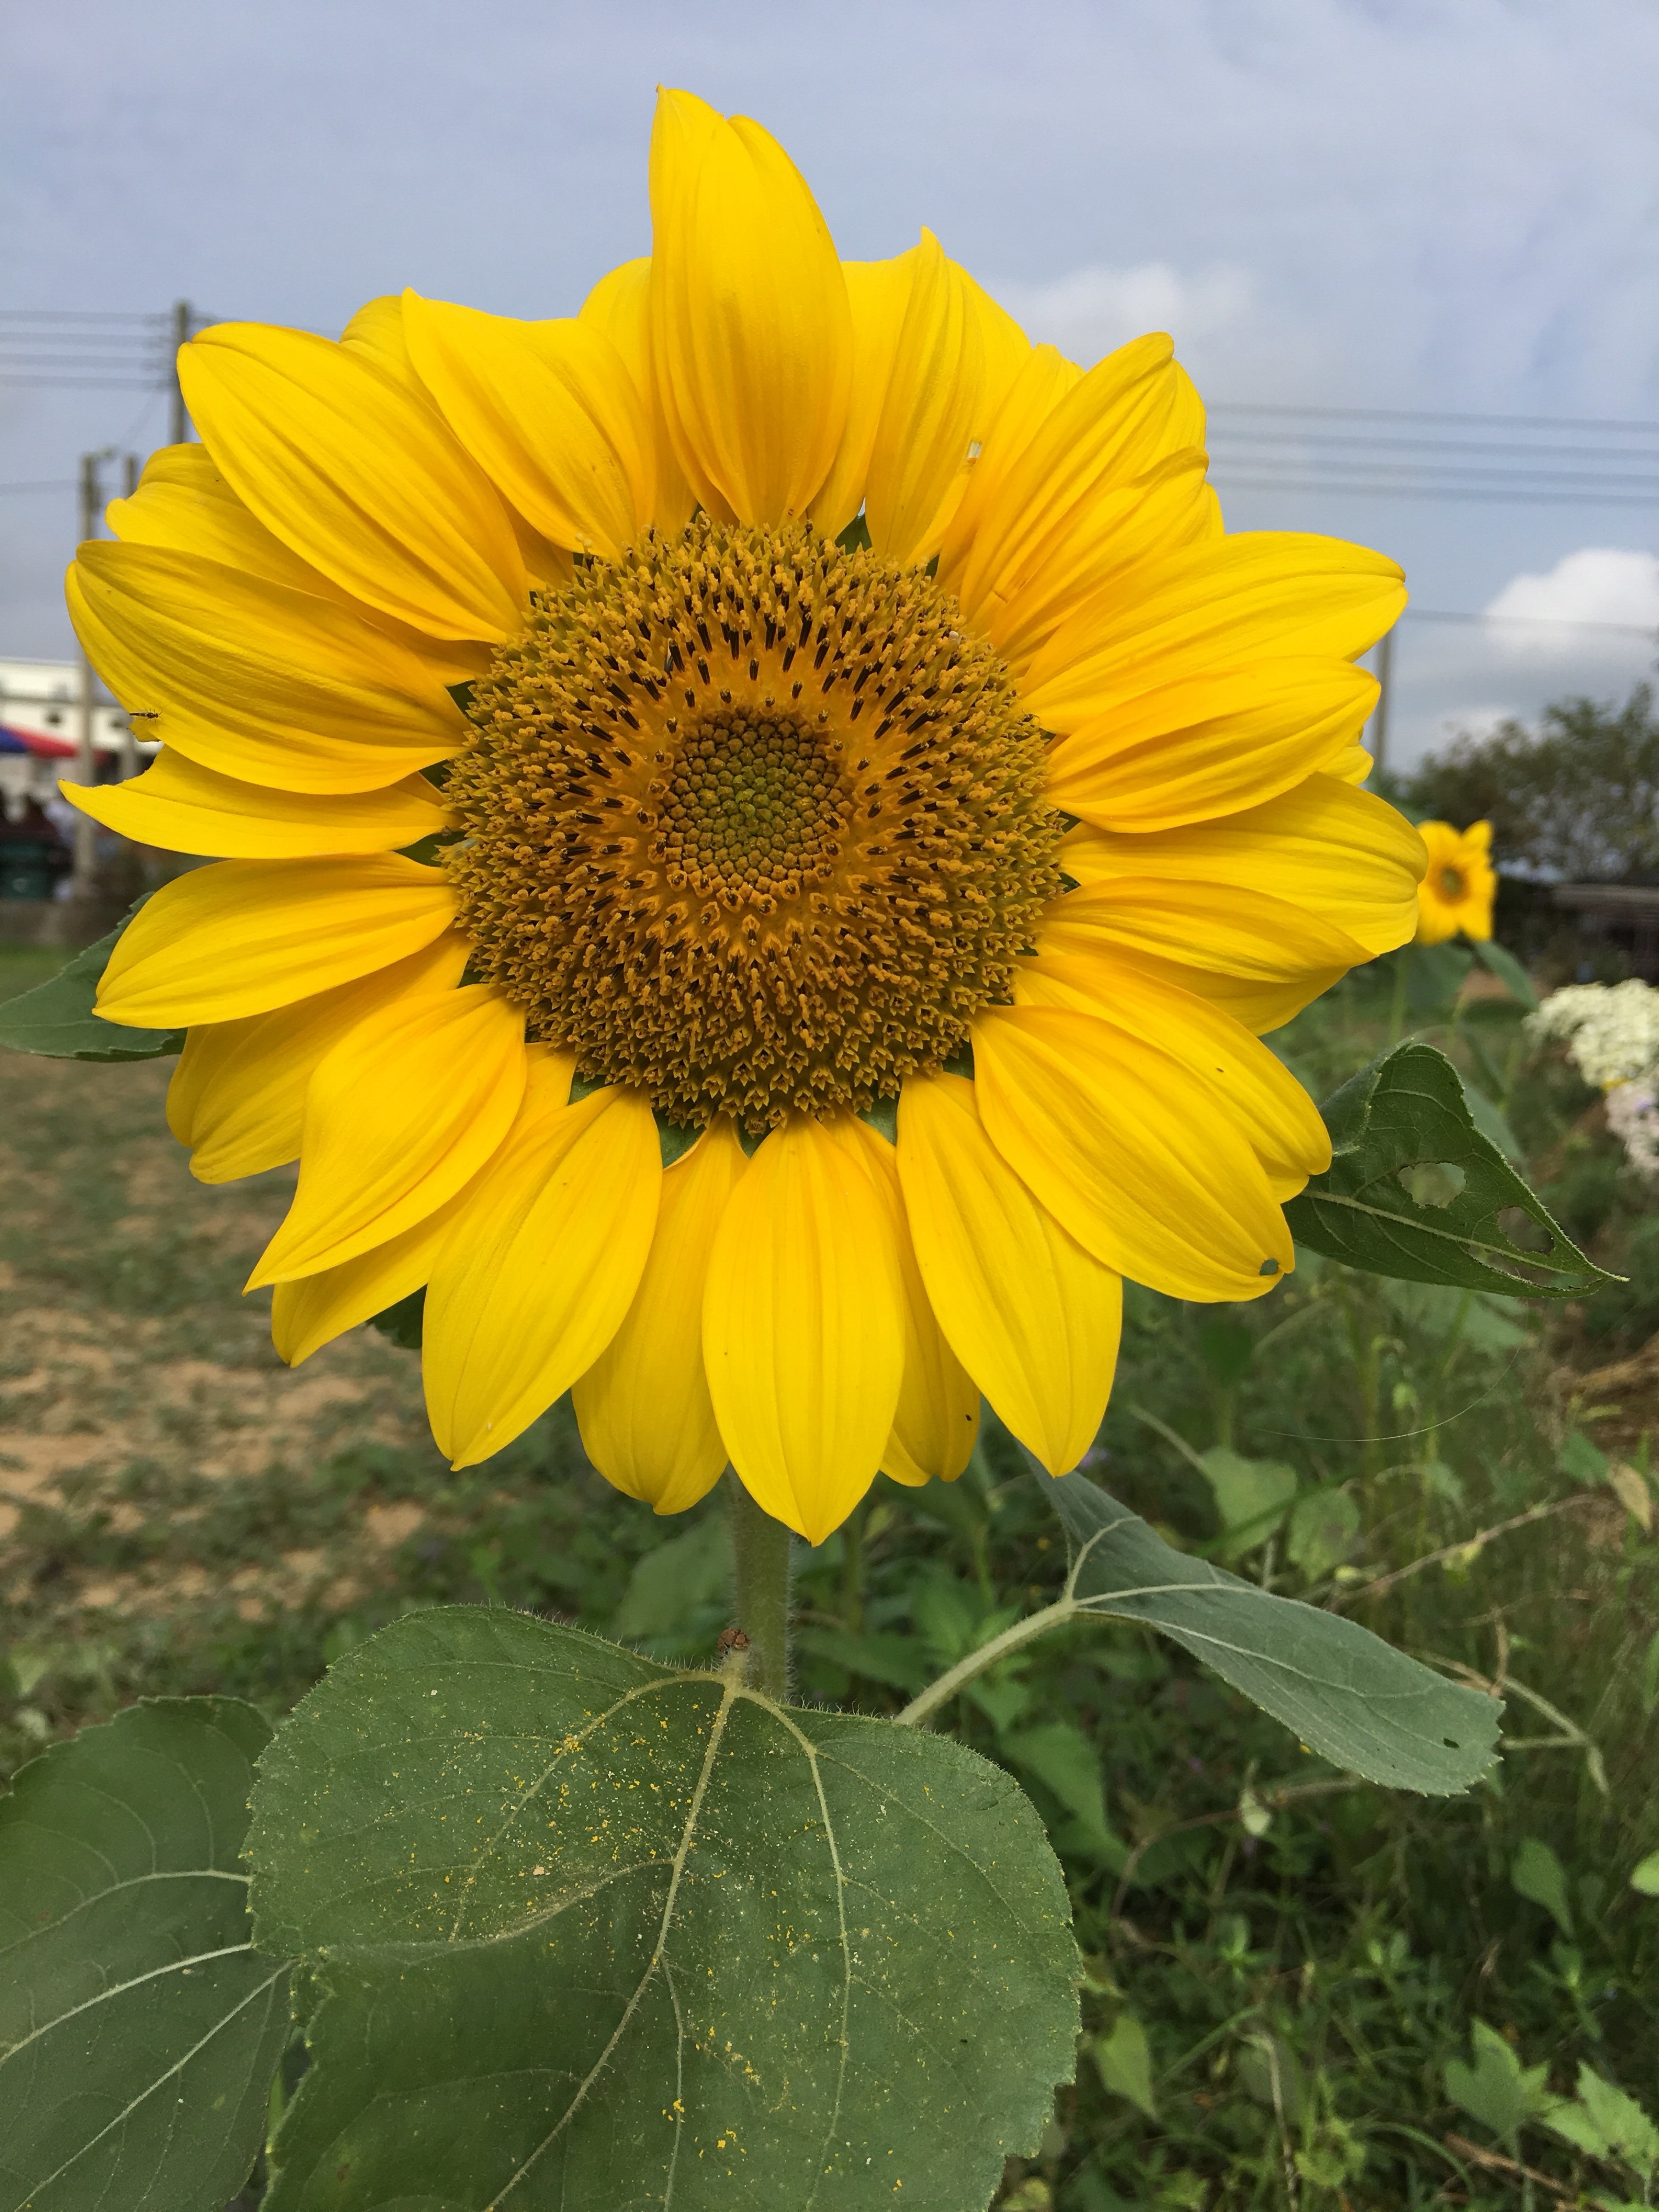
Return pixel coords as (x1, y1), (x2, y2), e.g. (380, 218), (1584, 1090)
(1483, 548), (1659, 657)
(996, 262), (1253, 369)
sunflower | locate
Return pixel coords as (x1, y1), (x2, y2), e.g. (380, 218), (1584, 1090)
(1414, 819), (1494, 945)
(66, 88), (1424, 1545)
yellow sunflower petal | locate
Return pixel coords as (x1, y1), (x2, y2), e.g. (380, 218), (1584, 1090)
(423, 1073), (662, 1469)
(248, 985), (528, 1286)
(941, 334), (1215, 666)
(166, 932), (470, 1183)
(814, 239), (1031, 558)
(864, 231), (993, 567)
(109, 442), (341, 597)
(896, 1071), (1121, 1475)
(402, 292), (651, 560)
(579, 256), (698, 534)
(1059, 774), (1426, 956)
(814, 252), (916, 539)
(336, 294), (575, 595)
(1327, 738), (1373, 786)
(702, 1111), (904, 1544)
(959, 267), (1031, 425)
(63, 749), (447, 858)
(648, 88), (852, 526)
(179, 321), (526, 640)
(105, 438), (491, 687)
(1036, 875), (1367, 1031)
(1103, 953), (1341, 1034)
(837, 1117), (980, 1488)
(339, 294), (427, 385)
(972, 1005), (1293, 1301)
(270, 1178), (477, 1367)
(809, 251), (916, 541)
(67, 541), (466, 795)
(1045, 658), (1379, 832)
(573, 1116), (748, 1515)
(1013, 952), (1330, 1199)
(939, 343), (1083, 567)
(1020, 534), (1407, 732)
(95, 855), (456, 1027)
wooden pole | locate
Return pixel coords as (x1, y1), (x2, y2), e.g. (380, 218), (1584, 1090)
(1370, 627), (1395, 780)
(71, 452), (103, 898)
(170, 300), (194, 445)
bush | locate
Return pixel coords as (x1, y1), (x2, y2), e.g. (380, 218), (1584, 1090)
(1404, 682), (1659, 884)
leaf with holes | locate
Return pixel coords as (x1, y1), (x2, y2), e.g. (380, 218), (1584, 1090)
(1285, 1040), (1612, 1295)
(249, 1607), (1079, 2212)
(0, 1697), (290, 2212)
(1045, 1472), (1501, 1795)
(0, 927), (182, 1062)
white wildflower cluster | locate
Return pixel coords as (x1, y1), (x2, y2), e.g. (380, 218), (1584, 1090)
(1529, 979), (1659, 1179)
(1607, 1079), (1659, 1181)
(1528, 978), (1659, 1090)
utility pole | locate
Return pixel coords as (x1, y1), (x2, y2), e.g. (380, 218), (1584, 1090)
(169, 299), (194, 445)
(119, 454), (141, 777)
(73, 454), (104, 898)
(1369, 627), (1395, 782)
(71, 447), (119, 899)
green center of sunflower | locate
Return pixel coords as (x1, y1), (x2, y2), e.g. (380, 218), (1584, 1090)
(1440, 866), (1465, 900)
(663, 708), (848, 897)
(442, 516), (1061, 1135)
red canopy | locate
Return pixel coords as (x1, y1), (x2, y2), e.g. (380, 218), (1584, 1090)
(0, 722), (77, 759)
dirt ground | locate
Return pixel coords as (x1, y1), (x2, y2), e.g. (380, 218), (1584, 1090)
(0, 949), (724, 1779)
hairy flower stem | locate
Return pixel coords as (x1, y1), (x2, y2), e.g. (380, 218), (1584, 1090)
(725, 1471), (794, 1699)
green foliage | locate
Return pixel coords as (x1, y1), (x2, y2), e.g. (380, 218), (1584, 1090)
(611, 1510), (732, 1644)
(0, 1699), (289, 2212)
(1471, 936), (1540, 1014)
(1286, 1039), (1612, 1295)
(249, 1607), (1081, 2211)
(0, 927), (182, 1063)
(1405, 681), (1659, 883)
(365, 1285), (424, 1348)
(1444, 2018), (1551, 2145)
(1541, 2063), (1659, 2181)
(1284, 1485), (1362, 1577)
(1193, 1448), (1297, 1558)
(7, 912), (1659, 2209)
(1092, 2014), (1158, 2121)
(1511, 1835), (1575, 1936)
(1048, 1473), (1502, 1794)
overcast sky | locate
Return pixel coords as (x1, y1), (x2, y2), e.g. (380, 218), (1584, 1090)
(7, 0), (1659, 765)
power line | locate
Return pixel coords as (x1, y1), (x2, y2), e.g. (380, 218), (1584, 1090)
(1212, 428), (1659, 465)
(1406, 608), (1657, 634)
(1210, 399), (1659, 436)
(0, 308), (163, 320)
(1215, 475), (1659, 507)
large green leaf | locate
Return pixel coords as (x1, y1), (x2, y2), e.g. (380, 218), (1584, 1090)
(0, 929), (182, 1062)
(1285, 1040), (1611, 1295)
(0, 1698), (290, 2212)
(1046, 1474), (1500, 1795)
(249, 1607), (1079, 2212)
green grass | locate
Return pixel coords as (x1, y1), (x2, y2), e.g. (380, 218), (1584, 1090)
(2, 941), (1657, 2209)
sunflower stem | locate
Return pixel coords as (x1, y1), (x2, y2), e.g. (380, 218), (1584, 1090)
(724, 1471), (793, 1699)
(1387, 948), (1411, 1045)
